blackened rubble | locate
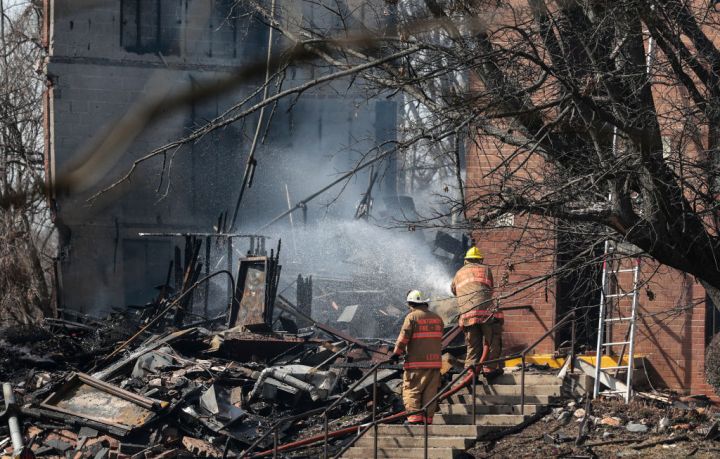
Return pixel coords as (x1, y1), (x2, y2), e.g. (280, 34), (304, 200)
(5, 235), (710, 459)
(0, 308), (406, 458)
(0, 241), (408, 459)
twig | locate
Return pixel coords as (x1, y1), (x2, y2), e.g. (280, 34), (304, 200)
(583, 438), (639, 447)
(575, 396), (592, 445)
(631, 434), (690, 450)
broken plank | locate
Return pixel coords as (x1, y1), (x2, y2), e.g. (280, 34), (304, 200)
(573, 357), (628, 394)
(92, 328), (196, 381)
(20, 405), (129, 437)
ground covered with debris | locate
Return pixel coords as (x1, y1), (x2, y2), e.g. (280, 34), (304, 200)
(4, 310), (720, 458)
(0, 307), (408, 459)
(470, 397), (720, 458)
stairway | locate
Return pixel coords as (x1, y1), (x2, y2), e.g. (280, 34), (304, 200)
(341, 372), (562, 459)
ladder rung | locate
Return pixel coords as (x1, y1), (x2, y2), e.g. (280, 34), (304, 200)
(601, 365), (629, 370)
(605, 293), (633, 298)
(615, 269), (636, 273)
(605, 317), (632, 322)
(602, 341), (631, 346)
(600, 390), (626, 394)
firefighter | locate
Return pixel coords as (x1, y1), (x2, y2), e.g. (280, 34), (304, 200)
(390, 290), (444, 424)
(451, 246), (504, 379)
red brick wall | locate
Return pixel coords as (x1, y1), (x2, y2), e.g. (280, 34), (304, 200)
(466, 134), (558, 355)
(633, 264), (712, 395)
(471, 226), (558, 355)
(465, 115), (715, 397)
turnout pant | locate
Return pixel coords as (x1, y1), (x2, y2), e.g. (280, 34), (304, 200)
(464, 319), (504, 371)
(402, 369), (441, 423)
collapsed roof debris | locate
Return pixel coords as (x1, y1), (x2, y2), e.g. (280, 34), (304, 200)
(0, 307), (403, 458)
(0, 240), (408, 458)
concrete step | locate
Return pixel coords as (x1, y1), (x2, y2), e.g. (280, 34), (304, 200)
(433, 413), (527, 425)
(369, 424), (493, 437)
(440, 403), (544, 415)
(455, 384), (562, 396)
(342, 446), (457, 458)
(447, 393), (555, 405)
(481, 373), (562, 385)
(354, 435), (474, 449)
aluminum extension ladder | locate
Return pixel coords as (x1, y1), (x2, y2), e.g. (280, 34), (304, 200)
(593, 241), (641, 402)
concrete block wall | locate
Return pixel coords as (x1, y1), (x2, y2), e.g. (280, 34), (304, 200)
(46, 0), (399, 315)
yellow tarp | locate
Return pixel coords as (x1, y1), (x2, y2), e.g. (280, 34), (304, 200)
(504, 354), (641, 369)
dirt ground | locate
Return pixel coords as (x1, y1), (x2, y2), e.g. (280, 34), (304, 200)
(469, 398), (720, 458)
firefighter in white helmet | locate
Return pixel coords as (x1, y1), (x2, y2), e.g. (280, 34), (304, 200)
(390, 290), (444, 424)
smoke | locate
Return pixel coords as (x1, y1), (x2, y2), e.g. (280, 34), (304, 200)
(260, 218), (455, 336)
(217, 95), (461, 336)
(281, 219), (452, 297)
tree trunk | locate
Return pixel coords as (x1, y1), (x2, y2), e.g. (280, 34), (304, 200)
(700, 280), (720, 314)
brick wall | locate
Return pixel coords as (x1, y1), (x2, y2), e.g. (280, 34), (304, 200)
(633, 264), (712, 395)
(466, 133), (558, 355)
(465, 106), (715, 396)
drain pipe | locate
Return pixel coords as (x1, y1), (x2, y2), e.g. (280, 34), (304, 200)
(3, 383), (24, 457)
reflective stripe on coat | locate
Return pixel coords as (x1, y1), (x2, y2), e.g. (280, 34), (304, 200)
(393, 306), (444, 370)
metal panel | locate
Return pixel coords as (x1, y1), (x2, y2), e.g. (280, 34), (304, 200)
(41, 373), (167, 434)
(230, 257), (269, 330)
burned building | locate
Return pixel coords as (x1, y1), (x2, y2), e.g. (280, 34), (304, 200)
(43, 1), (408, 317)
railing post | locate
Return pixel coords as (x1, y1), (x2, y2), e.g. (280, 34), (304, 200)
(323, 413), (329, 459)
(520, 353), (526, 416)
(471, 368), (477, 425)
(423, 408), (429, 459)
(570, 317), (576, 373)
(273, 425), (278, 459)
(373, 367), (378, 459)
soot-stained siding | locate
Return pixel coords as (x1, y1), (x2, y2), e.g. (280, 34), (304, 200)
(120, 0), (254, 58)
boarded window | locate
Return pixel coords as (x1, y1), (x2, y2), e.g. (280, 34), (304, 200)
(120, 0), (247, 58)
(121, 0), (181, 55)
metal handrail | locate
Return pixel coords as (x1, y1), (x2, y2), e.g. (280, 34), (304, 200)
(239, 356), (394, 458)
(322, 358), (393, 458)
(332, 312), (577, 459)
(244, 312), (577, 458)
(239, 357), (398, 458)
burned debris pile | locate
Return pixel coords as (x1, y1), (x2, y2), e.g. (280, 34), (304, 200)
(0, 242), (406, 459)
(0, 304), (404, 458)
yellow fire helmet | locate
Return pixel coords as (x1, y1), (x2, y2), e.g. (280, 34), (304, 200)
(465, 246), (484, 260)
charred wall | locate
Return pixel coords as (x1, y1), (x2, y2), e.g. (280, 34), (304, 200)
(45, 0), (399, 315)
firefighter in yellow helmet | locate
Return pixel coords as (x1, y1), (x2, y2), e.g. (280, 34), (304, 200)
(451, 247), (504, 379)
(390, 290), (445, 424)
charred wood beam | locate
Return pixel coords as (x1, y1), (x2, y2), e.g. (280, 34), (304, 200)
(275, 295), (387, 355)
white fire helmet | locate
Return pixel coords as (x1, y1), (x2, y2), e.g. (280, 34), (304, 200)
(406, 289), (429, 305)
